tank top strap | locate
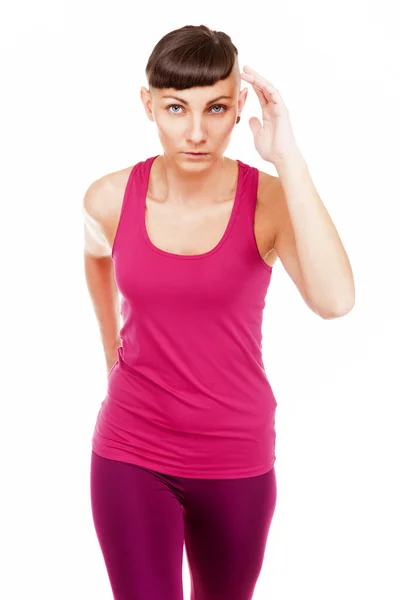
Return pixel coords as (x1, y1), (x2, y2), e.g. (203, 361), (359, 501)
(232, 158), (259, 236)
(227, 159), (271, 272)
(111, 157), (154, 260)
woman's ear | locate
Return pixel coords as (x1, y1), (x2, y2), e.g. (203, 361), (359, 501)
(238, 87), (249, 113)
(140, 87), (154, 122)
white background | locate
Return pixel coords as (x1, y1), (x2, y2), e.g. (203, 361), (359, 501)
(1, 1), (398, 598)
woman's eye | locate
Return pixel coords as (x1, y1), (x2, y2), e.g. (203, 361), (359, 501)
(211, 104), (226, 113)
(167, 104), (227, 114)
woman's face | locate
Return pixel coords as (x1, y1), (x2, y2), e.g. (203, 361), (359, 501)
(141, 70), (247, 166)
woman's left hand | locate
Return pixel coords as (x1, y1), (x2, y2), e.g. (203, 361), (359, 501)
(240, 65), (300, 165)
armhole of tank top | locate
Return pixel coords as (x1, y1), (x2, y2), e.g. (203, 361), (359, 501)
(111, 162), (141, 259)
(250, 167), (273, 274)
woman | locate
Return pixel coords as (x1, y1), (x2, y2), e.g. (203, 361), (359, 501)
(84, 24), (355, 600)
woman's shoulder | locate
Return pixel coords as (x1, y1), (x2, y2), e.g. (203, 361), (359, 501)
(83, 161), (143, 257)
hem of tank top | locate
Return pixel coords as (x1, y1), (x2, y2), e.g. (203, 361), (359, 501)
(91, 445), (276, 479)
(140, 154), (245, 260)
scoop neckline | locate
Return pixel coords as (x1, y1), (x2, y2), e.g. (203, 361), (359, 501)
(140, 154), (243, 260)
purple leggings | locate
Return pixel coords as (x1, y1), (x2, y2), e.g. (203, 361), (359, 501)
(90, 450), (277, 600)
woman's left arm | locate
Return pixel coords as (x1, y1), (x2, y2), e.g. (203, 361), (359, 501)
(240, 64), (355, 318)
(273, 152), (355, 318)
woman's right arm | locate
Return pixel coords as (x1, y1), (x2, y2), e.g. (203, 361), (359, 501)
(83, 179), (121, 371)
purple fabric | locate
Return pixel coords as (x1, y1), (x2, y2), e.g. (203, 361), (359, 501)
(90, 450), (277, 599)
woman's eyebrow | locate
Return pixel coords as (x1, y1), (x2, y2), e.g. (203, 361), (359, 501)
(161, 95), (233, 105)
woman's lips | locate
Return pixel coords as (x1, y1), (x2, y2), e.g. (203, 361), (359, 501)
(184, 152), (208, 157)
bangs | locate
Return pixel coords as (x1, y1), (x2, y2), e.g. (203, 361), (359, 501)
(145, 25), (238, 91)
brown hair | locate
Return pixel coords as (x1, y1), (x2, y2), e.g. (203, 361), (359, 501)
(145, 24), (239, 91)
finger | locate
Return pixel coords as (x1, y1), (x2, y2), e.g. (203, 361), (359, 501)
(253, 85), (269, 109)
(254, 89), (275, 124)
(241, 72), (278, 104)
(242, 66), (279, 100)
(252, 80), (278, 107)
(254, 82), (280, 106)
(242, 71), (271, 112)
(243, 65), (275, 87)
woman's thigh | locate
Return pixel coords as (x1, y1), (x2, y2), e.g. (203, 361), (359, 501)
(183, 467), (277, 600)
(90, 451), (185, 600)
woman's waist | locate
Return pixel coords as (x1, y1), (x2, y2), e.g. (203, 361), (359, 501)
(108, 358), (277, 417)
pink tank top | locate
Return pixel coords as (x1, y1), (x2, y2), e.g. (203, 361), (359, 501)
(91, 155), (277, 479)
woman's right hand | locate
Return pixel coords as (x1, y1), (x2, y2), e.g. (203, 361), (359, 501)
(104, 340), (121, 377)
(106, 359), (117, 377)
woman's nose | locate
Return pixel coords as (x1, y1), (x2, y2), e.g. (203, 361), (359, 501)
(186, 119), (207, 143)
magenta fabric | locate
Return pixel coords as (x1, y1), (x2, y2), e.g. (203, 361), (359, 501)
(91, 155), (277, 478)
